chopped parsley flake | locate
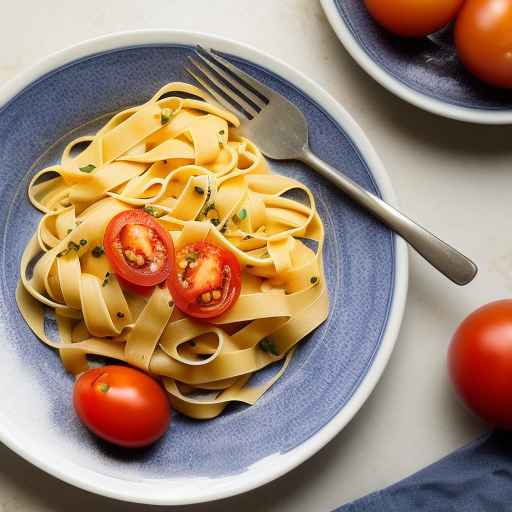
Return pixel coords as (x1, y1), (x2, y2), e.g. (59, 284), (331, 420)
(79, 164), (96, 173)
(57, 241), (80, 257)
(102, 272), (111, 287)
(160, 107), (173, 125)
(92, 246), (104, 258)
(143, 205), (165, 218)
(259, 338), (279, 356)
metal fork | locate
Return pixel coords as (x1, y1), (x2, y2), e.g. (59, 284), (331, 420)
(186, 46), (477, 286)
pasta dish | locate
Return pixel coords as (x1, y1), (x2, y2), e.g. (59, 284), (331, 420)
(16, 83), (328, 420)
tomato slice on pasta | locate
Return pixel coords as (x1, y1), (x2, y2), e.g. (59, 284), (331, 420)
(167, 241), (241, 320)
(103, 210), (174, 288)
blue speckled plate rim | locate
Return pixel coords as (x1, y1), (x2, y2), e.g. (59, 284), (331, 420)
(0, 30), (408, 505)
(321, 0), (512, 124)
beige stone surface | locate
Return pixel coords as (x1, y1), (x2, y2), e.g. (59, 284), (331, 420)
(1, 1), (502, 510)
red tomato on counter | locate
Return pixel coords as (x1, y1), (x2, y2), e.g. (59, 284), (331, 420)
(449, 300), (512, 428)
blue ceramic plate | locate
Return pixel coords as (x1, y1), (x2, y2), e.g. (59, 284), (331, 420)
(321, 0), (512, 124)
(0, 31), (408, 505)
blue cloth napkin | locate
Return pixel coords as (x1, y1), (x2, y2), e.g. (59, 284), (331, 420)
(335, 431), (512, 512)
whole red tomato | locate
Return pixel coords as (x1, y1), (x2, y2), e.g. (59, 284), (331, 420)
(74, 365), (171, 447)
(364, 0), (464, 37)
(449, 300), (512, 428)
(455, 0), (512, 88)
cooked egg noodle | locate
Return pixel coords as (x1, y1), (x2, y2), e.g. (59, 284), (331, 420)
(16, 82), (329, 420)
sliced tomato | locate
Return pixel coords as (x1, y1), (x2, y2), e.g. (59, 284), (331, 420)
(167, 241), (241, 320)
(104, 210), (174, 288)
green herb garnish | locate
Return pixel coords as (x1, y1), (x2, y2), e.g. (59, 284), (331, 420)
(210, 218), (220, 227)
(79, 164), (96, 173)
(79, 239), (87, 246)
(238, 208), (247, 220)
(203, 203), (216, 215)
(143, 205), (165, 218)
(144, 205), (157, 216)
(259, 338), (279, 356)
(160, 107), (173, 125)
(185, 251), (199, 263)
(66, 228), (72, 235)
(57, 241), (80, 257)
(232, 214), (241, 224)
(92, 246), (104, 258)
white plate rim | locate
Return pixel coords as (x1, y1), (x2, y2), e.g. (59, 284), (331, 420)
(320, 0), (512, 125)
(0, 29), (409, 505)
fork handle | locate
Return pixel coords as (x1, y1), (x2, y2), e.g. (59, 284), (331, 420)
(300, 148), (477, 286)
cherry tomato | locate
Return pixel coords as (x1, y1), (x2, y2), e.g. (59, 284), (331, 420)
(74, 365), (171, 447)
(449, 300), (512, 428)
(167, 241), (241, 320)
(364, 0), (464, 37)
(455, 0), (512, 88)
(104, 210), (174, 288)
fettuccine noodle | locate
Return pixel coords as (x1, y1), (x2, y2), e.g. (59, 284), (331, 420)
(16, 83), (329, 419)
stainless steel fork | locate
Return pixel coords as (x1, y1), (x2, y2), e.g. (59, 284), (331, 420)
(186, 46), (478, 286)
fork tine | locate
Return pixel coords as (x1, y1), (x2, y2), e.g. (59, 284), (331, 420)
(194, 49), (266, 110)
(197, 46), (272, 104)
(188, 57), (259, 119)
(185, 67), (247, 120)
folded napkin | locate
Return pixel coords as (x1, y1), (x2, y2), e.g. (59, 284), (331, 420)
(336, 431), (512, 512)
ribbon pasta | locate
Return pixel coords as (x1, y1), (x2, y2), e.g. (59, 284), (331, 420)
(16, 83), (329, 420)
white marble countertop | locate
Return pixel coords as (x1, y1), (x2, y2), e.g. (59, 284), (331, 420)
(2, 0), (507, 510)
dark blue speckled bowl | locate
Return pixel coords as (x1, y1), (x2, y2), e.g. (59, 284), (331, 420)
(322, 0), (512, 124)
(0, 31), (408, 505)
